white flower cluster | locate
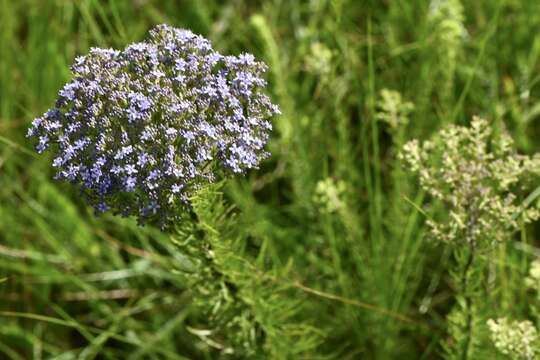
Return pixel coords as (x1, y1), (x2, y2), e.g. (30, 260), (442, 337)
(428, 0), (466, 45)
(376, 89), (414, 130)
(487, 318), (540, 360)
(400, 117), (540, 246)
(313, 178), (347, 214)
(304, 42), (333, 77)
(526, 260), (540, 294)
(428, 0), (466, 105)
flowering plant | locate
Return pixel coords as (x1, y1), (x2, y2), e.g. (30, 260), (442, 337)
(27, 24), (279, 228)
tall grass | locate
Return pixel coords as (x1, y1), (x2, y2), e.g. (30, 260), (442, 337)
(1, 0), (540, 358)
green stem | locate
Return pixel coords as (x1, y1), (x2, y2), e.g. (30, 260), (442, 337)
(460, 244), (475, 360)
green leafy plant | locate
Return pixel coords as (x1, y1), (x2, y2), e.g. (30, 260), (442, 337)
(401, 117), (540, 359)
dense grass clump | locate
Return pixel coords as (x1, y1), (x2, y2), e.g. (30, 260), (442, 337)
(1, 1), (540, 359)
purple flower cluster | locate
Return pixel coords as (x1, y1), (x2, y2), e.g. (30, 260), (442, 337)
(27, 24), (279, 227)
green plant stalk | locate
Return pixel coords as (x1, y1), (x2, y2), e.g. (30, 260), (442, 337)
(445, 202), (486, 360)
(442, 197), (490, 360)
(445, 243), (482, 360)
(459, 243), (476, 360)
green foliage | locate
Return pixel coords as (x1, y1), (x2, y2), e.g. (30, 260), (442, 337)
(171, 184), (322, 358)
(1, 0), (540, 359)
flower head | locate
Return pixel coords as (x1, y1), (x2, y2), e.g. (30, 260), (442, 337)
(313, 178), (348, 214)
(376, 89), (414, 131)
(487, 318), (540, 359)
(27, 24), (279, 228)
(400, 117), (540, 246)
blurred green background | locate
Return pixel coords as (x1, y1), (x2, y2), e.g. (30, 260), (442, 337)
(1, 0), (540, 358)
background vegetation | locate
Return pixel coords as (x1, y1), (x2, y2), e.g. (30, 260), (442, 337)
(1, 0), (540, 358)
